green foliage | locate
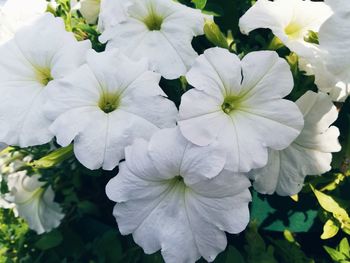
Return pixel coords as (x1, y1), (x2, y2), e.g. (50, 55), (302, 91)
(324, 238), (350, 262)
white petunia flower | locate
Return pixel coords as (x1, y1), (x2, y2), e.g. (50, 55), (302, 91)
(178, 47), (304, 172)
(239, 0), (332, 56)
(106, 127), (251, 263)
(298, 51), (349, 102)
(250, 91), (341, 196)
(45, 49), (177, 171)
(0, 13), (91, 147)
(98, 0), (207, 79)
(0, 0), (47, 43)
(6, 171), (64, 234)
(313, 0), (350, 101)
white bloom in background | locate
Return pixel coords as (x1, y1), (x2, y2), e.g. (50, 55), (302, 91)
(250, 91), (341, 196)
(6, 171), (64, 234)
(106, 128), (251, 263)
(81, 0), (100, 24)
(298, 52), (349, 102)
(71, 0), (101, 24)
(45, 49), (177, 171)
(239, 0), (332, 56)
(0, 0), (47, 43)
(0, 13), (91, 147)
(98, 0), (207, 79)
(314, 0), (350, 102)
(178, 48), (304, 172)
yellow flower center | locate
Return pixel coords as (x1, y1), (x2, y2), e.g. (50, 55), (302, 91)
(221, 95), (240, 115)
(35, 67), (53, 86)
(143, 11), (163, 31)
(284, 22), (304, 40)
(98, 92), (120, 114)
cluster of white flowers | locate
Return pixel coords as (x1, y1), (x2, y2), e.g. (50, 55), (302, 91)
(0, 0), (345, 261)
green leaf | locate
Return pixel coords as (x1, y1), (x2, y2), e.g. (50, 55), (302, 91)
(191, 0), (207, 9)
(244, 223), (278, 263)
(311, 186), (350, 233)
(339, 238), (350, 258)
(204, 19), (229, 49)
(321, 219), (339, 240)
(35, 230), (63, 250)
(324, 246), (347, 262)
(92, 230), (123, 262)
(270, 239), (314, 263)
(225, 246), (245, 263)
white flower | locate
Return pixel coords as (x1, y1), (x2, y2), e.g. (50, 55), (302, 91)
(299, 51), (348, 102)
(0, 13), (91, 147)
(98, 0), (207, 79)
(106, 127), (251, 263)
(314, 0), (350, 101)
(6, 171), (64, 234)
(45, 49), (177, 171)
(239, 0), (332, 56)
(0, 0), (47, 43)
(250, 91), (341, 196)
(178, 47), (304, 172)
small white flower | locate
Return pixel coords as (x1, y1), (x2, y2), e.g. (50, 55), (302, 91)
(239, 0), (332, 56)
(71, 0), (101, 24)
(80, 0), (100, 24)
(250, 91), (341, 196)
(98, 0), (207, 79)
(7, 171), (64, 234)
(0, 13), (91, 147)
(45, 49), (177, 171)
(106, 127), (251, 263)
(0, 0), (47, 43)
(178, 47), (304, 172)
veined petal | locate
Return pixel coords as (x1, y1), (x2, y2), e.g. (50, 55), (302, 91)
(106, 128), (251, 263)
(179, 48), (303, 172)
(250, 91), (340, 196)
(99, 0), (207, 79)
(186, 47), (242, 99)
(0, 13), (90, 147)
(47, 50), (177, 170)
(0, 0), (47, 43)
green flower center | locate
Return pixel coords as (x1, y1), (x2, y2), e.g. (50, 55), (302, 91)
(143, 11), (163, 31)
(35, 67), (53, 86)
(221, 96), (239, 114)
(98, 92), (120, 114)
